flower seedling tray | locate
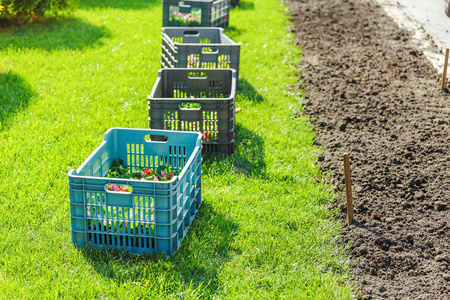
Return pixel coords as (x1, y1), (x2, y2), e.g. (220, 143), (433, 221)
(162, 0), (230, 28)
(148, 68), (236, 154)
(68, 128), (202, 256)
(161, 27), (241, 81)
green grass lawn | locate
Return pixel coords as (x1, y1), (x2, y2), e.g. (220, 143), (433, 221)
(0, 0), (353, 298)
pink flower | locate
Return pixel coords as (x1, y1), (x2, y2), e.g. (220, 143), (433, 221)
(114, 185), (119, 191)
(170, 172), (174, 179)
(87, 210), (91, 217)
(153, 176), (159, 181)
(161, 170), (167, 179)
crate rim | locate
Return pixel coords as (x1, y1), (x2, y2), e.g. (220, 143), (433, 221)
(166, 0), (228, 3)
(68, 128), (202, 184)
(148, 68), (237, 102)
(161, 27), (242, 47)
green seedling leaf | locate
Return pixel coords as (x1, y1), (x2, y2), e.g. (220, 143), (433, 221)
(111, 158), (124, 168)
(118, 166), (130, 175)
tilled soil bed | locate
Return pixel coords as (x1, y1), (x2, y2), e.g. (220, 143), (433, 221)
(288, 0), (450, 298)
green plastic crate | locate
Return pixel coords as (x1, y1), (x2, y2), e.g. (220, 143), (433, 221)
(161, 27), (241, 81)
(68, 128), (202, 256)
(162, 0), (230, 28)
(148, 68), (236, 154)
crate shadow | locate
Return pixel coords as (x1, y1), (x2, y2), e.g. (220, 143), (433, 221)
(202, 123), (266, 178)
(170, 201), (239, 293)
(78, 0), (160, 10)
(79, 202), (238, 296)
(234, 0), (254, 10)
(0, 18), (110, 52)
(230, 0), (240, 8)
(0, 71), (35, 128)
(237, 78), (264, 102)
(225, 25), (246, 39)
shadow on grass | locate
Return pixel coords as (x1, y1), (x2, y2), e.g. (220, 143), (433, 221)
(0, 71), (35, 128)
(225, 25), (246, 39)
(78, 0), (160, 10)
(234, 0), (255, 10)
(237, 78), (264, 102)
(203, 123), (266, 178)
(80, 202), (238, 296)
(0, 18), (110, 52)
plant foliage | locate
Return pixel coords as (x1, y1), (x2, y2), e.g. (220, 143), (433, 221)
(0, 0), (77, 24)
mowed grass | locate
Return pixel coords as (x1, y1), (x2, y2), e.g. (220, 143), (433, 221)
(0, 0), (353, 298)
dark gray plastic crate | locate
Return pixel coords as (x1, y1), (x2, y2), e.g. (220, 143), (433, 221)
(148, 68), (236, 154)
(162, 0), (230, 28)
(161, 27), (241, 81)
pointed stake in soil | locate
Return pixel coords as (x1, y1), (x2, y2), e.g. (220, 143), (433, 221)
(343, 153), (354, 226)
(442, 48), (450, 91)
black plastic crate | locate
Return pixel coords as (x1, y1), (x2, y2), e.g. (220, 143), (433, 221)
(161, 27), (241, 81)
(162, 0), (230, 28)
(148, 68), (236, 154)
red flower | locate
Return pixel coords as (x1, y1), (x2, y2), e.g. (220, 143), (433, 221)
(141, 168), (153, 178)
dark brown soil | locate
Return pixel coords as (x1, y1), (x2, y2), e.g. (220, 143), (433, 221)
(288, 0), (450, 298)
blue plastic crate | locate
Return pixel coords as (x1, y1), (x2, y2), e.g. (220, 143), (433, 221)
(68, 128), (202, 256)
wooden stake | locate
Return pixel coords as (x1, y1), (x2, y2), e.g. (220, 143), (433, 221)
(343, 153), (354, 226)
(442, 48), (450, 91)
